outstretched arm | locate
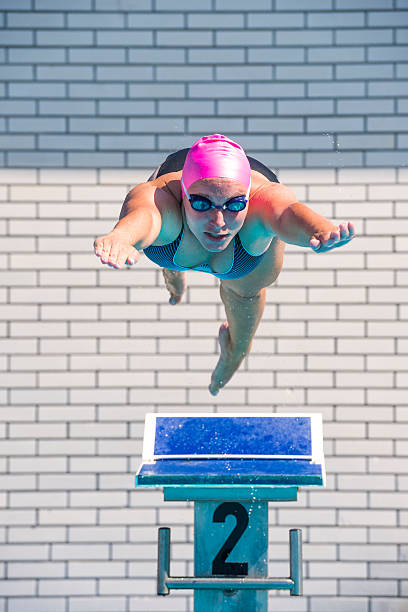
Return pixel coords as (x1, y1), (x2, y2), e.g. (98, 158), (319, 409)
(255, 182), (355, 252)
(273, 201), (355, 252)
(94, 183), (167, 269)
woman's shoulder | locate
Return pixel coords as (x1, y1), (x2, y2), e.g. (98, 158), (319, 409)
(144, 171), (183, 246)
(249, 173), (298, 208)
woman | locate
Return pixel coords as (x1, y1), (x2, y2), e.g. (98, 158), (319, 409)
(94, 134), (355, 395)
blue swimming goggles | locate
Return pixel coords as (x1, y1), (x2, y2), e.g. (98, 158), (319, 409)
(181, 176), (250, 212)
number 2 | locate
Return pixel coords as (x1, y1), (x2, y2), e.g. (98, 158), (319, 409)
(211, 502), (249, 576)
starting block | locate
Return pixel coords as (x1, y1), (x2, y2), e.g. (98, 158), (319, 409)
(135, 413), (325, 611)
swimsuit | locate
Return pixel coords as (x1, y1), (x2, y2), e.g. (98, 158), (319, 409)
(143, 149), (279, 280)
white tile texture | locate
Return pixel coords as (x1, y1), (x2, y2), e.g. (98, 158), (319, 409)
(1, 1), (408, 611)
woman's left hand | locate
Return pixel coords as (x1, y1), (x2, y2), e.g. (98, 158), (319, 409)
(309, 221), (356, 253)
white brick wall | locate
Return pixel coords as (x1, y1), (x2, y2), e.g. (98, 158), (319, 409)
(1, 1), (408, 611)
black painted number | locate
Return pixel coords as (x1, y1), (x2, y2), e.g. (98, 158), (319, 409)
(211, 502), (249, 576)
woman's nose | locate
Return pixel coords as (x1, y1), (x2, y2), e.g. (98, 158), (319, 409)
(207, 208), (225, 225)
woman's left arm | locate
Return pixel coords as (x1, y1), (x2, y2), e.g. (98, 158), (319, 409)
(257, 183), (356, 252)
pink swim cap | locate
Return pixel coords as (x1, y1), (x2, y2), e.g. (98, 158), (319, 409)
(181, 134), (251, 196)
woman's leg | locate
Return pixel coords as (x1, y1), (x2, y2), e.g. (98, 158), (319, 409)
(209, 237), (285, 395)
(162, 268), (187, 305)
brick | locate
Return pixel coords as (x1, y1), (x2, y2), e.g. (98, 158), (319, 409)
(96, 0), (151, 7)
(37, 64), (92, 80)
(249, 82), (304, 98)
(248, 120), (303, 138)
(68, 118), (126, 134)
(36, 0), (92, 7)
(158, 100), (214, 116)
(306, 151), (363, 167)
(216, 30), (272, 46)
(369, 81), (408, 96)
(278, 99), (334, 115)
(156, 0), (209, 7)
(0, 134), (35, 150)
(67, 152), (125, 167)
(278, 134), (334, 150)
(337, 0), (392, 6)
(311, 598), (368, 612)
(309, 81), (365, 98)
(369, 46), (408, 62)
(67, 12), (124, 28)
(344, 133), (396, 150)
(8, 152), (65, 167)
(128, 48), (185, 64)
(310, 561), (367, 578)
(129, 83), (185, 98)
(0, 66), (34, 81)
(341, 580), (397, 596)
(336, 28), (393, 45)
(69, 83), (126, 99)
(188, 118), (245, 134)
(98, 101), (155, 114)
(68, 48), (125, 63)
(367, 116), (408, 132)
(39, 579), (96, 596)
(0, 100), (35, 116)
(11, 355), (67, 370)
(39, 134), (96, 150)
(308, 12), (365, 27)
(9, 117), (66, 132)
(8, 11), (64, 27)
(9, 562), (65, 579)
(0, 30), (34, 46)
(36, 30), (93, 46)
(369, 10), (408, 26)
(40, 100), (96, 115)
(218, 100), (276, 116)
(189, 48), (245, 64)
(96, 65), (153, 81)
(0, 579), (36, 596)
(276, 64), (333, 80)
(277, 29), (333, 45)
(0, 0), (31, 7)
(129, 118), (183, 134)
(309, 46), (365, 63)
(99, 135), (155, 150)
(216, 65), (272, 80)
(11, 287), (68, 303)
(156, 65), (213, 81)
(157, 31), (212, 46)
(248, 12), (304, 27)
(249, 47), (305, 63)
(367, 151), (408, 166)
(217, 0), (271, 7)
(188, 13), (244, 28)
(336, 63), (393, 79)
(307, 117), (364, 133)
(9, 48), (65, 63)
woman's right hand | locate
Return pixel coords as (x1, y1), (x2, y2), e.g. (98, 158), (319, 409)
(93, 233), (140, 269)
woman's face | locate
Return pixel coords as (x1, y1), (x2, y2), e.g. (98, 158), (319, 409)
(182, 177), (249, 252)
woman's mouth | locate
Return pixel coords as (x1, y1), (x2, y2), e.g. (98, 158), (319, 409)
(204, 232), (228, 242)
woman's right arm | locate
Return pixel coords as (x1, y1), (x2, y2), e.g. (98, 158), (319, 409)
(93, 182), (177, 269)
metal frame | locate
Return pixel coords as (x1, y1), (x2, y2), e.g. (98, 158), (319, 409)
(157, 526), (303, 597)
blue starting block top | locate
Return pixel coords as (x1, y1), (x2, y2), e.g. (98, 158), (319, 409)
(136, 413), (325, 488)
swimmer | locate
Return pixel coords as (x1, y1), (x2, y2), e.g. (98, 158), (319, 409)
(94, 134), (355, 395)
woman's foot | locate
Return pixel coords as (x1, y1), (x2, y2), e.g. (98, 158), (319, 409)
(209, 322), (247, 395)
(162, 268), (187, 305)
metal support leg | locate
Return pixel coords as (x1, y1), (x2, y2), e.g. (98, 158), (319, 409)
(289, 528), (303, 596)
(158, 527), (170, 596)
